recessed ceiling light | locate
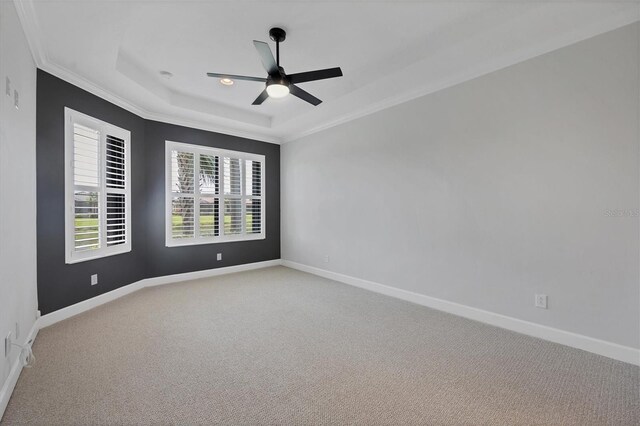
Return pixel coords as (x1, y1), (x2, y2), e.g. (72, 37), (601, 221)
(159, 70), (173, 79)
(220, 78), (234, 86)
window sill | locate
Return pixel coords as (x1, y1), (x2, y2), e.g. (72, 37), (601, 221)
(65, 245), (132, 264)
(165, 233), (265, 248)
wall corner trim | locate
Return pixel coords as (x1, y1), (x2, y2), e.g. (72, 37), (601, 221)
(0, 320), (39, 422)
(37, 259), (282, 329)
(281, 260), (640, 366)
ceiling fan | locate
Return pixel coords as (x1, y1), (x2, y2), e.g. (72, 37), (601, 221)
(206, 27), (343, 106)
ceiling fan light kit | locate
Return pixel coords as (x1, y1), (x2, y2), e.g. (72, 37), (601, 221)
(266, 82), (290, 98)
(207, 27), (343, 106)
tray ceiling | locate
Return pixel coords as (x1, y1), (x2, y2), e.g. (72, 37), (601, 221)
(15, 0), (640, 143)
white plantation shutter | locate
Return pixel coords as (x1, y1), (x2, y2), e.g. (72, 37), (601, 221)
(170, 150), (195, 238)
(65, 108), (131, 263)
(106, 135), (127, 247)
(223, 156), (242, 235)
(165, 141), (265, 246)
(244, 160), (262, 235)
(199, 154), (220, 237)
(73, 124), (100, 187)
(72, 123), (100, 251)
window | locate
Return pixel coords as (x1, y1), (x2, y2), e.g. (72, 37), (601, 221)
(64, 108), (131, 263)
(165, 141), (265, 246)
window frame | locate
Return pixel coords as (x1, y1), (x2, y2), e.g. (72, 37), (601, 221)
(64, 107), (132, 264)
(165, 140), (266, 247)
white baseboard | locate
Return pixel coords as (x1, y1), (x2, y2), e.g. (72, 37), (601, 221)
(140, 259), (282, 287)
(3, 258), (636, 422)
(38, 259), (282, 329)
(281, 260), (640, 366)
(38, 279), (145, 329)
(0, 320), (39, 421)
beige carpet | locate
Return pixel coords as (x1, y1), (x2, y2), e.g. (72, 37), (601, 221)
(2, 266), (638, 425)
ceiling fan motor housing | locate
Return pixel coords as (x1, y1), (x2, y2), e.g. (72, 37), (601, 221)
(267, 74), (288, 87)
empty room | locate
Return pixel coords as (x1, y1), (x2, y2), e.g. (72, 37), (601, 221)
(0, 0), (638, 424)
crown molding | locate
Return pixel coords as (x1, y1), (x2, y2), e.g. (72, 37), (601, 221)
(282, 8), (640, 143)
(12, 0), (282, 145)
(14, 0), (640, 146)
(43, 60), (282, 144)
(13, 0), (45, 66)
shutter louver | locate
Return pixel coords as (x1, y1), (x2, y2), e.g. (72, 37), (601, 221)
(106, 135), (127, 247)
(199, 154), (219, 237)
(106, 193), (126, 246)
(199, 154), (219, 194)
(172, 196), (194, 238)
(74, 191), (99, 250)
(106, 135), (125, 189)
(171, 151), (195, 239)
(172, 151), (194, 193)
(223, 157), (242, 235)
(245, 160), (262, 234)
(73, 123), (100, 251)
(200, 198), (219, 237)
(73, 124), (100, 187)
(224, 198), (242, 235)
(245, 160), (261, 197)
(223, 157), (241, 195)
(245, 198), (261, 234)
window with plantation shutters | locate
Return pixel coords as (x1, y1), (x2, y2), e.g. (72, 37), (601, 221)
(165, 141), (265, 246)
(65, 108), (131, 263)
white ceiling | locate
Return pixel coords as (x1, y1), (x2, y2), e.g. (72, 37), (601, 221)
(15, 0), (640, 143)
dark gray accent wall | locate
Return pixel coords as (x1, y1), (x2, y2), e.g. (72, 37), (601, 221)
(36, 70), (280, 315)
(36, 70), (147, 314)
(144, 121), (280, 278)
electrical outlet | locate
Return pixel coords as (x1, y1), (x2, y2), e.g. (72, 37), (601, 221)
(323, 255), (330, 263)
(535, 294), (548, 309)
(216, 253), (222, 261)
(91, 274), (98, 285)
(4, 332), (12, 358)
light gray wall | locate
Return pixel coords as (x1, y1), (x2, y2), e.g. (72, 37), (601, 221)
(0, 0), (38, 405)
(282, 23), (639, 349)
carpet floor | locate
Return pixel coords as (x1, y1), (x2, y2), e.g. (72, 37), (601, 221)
(2, 266), (638, 425)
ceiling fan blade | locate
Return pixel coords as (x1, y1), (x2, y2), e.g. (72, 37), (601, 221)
(206, 73), (266, 83)
(288, 67), (343, 84)
(253, 41), (278, 75)
(289, 84), (322, 106)
(252, 89), (269, 105)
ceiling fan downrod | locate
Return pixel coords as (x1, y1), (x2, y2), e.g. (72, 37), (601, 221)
(269, 27), (286, 69)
